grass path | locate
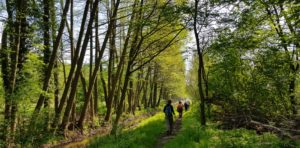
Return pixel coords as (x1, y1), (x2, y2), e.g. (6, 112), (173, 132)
(155, 117), (182, 148)
(50, 111), (157, 148)
(67, 106), (298, 148)
(88, 113), (165, 148)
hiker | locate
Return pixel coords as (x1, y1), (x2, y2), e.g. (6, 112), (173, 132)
(184, 102), (188, 111)
(184, 100), (190, 111)
(177, 101), (183, 118)
(163, 100), (175, 135)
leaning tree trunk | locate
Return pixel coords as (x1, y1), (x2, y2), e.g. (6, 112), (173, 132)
(111, 62), (132, 135)
(51, 0), (90, 128)
(194, 0), (206, 126)
(77, 0), (121, 129)
(60, 0), (102, 130)
(34, 0), (71, 116)
(104, 0), (137, 121)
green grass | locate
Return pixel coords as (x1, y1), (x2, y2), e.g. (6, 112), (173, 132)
(88, 113), (165, 148)
(165, 108), (299, 148)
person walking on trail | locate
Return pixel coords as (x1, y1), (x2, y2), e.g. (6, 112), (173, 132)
(177, 101), (183, 118)
(163, 100), (175, 135)
(184, 100), (190, 111)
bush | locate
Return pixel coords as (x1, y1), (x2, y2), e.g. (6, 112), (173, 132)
(165, 106), (297, 148)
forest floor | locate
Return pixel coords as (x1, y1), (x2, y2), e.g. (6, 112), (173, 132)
(155, 117), (182, 148)
(47, 107), (299, 148)
(47, 111), (157, 148)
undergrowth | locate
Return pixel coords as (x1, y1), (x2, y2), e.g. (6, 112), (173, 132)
(165, 107), (299, 148)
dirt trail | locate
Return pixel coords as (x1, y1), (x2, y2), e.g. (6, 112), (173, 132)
(156, 117), (182, 148)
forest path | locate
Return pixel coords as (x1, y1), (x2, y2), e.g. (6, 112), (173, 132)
(156, 117), (182, 148)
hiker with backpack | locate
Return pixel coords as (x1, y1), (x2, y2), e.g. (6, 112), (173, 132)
(177, 101), (183, 118)
(163, 100), (175, 135)
(184, 100), (190, 111)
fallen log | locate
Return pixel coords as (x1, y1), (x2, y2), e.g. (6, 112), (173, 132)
(249, 120), (293, 139)
(281, 128), (300, 136)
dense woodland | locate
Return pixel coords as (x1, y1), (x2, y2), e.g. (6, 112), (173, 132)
(0, 0), (299, 147)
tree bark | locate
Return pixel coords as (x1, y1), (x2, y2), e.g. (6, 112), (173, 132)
(77, 0), (121, 129)
(0, 26), (10, 143)
(133, 70), (144, 112)
(60, 0), (102, 130)
(104, 0), (138, 121)
(89, 14), (95, 122)
(142, 67), (151, 108)
(152, 65), (158, 108)
(51, 0), (90, 128)
(127, 80), (134, 113)
(34, 0), (71, 113)
(42, 0), (51, 130)
(156, 84), (163, 107)
(1, 0), (13, 143)
(194, 0), (206, 126)
(111, 62), (132, 135)
(94, 7), (99, 115)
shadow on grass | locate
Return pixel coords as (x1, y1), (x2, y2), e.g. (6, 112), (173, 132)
(88, 113), (165, 148)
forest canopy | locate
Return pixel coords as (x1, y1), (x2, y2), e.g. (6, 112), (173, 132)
(0, 0), (300, 147)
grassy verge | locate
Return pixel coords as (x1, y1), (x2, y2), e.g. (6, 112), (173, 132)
(165, 107), (298, 148)
(88, 113), (165, 148)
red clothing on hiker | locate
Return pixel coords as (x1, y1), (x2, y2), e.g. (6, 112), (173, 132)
(177, 102), (183, 118)
(177, 104), (183, 112)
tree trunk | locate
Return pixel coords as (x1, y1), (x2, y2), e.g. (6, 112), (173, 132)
(9, 0), (29, 142)
(42, 0), (51, 131)
(194, 0), (206, 126)
(152, 66), (158, 108)
(34, 0), (71, 114)
(51, 0), (90, 128)
(1, 27), (10, 144)
(60, 0), (102, 130)
(156, 84), (163, 107)
(104, 0), (115, 120)
(289, 74), (297, 115)
(104, 0), (138, 121)
(94, 8), (99, 115)
(127, 80), (134, 113)
(111, 0), (144, 131)
(111, 63), (132, 135)
(1, 1), (13, 143)
(89, 17), (94, 122)
(77, 0), (121, 129)
(133, 70), (144, 112)
(142, 67), (151, 108)
(148, 69), (154, 107)
(43, 0), (51, 107)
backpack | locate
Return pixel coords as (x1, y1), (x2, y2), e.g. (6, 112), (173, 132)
(165, 105), (172, 117)
(177, 104), (183, 112)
